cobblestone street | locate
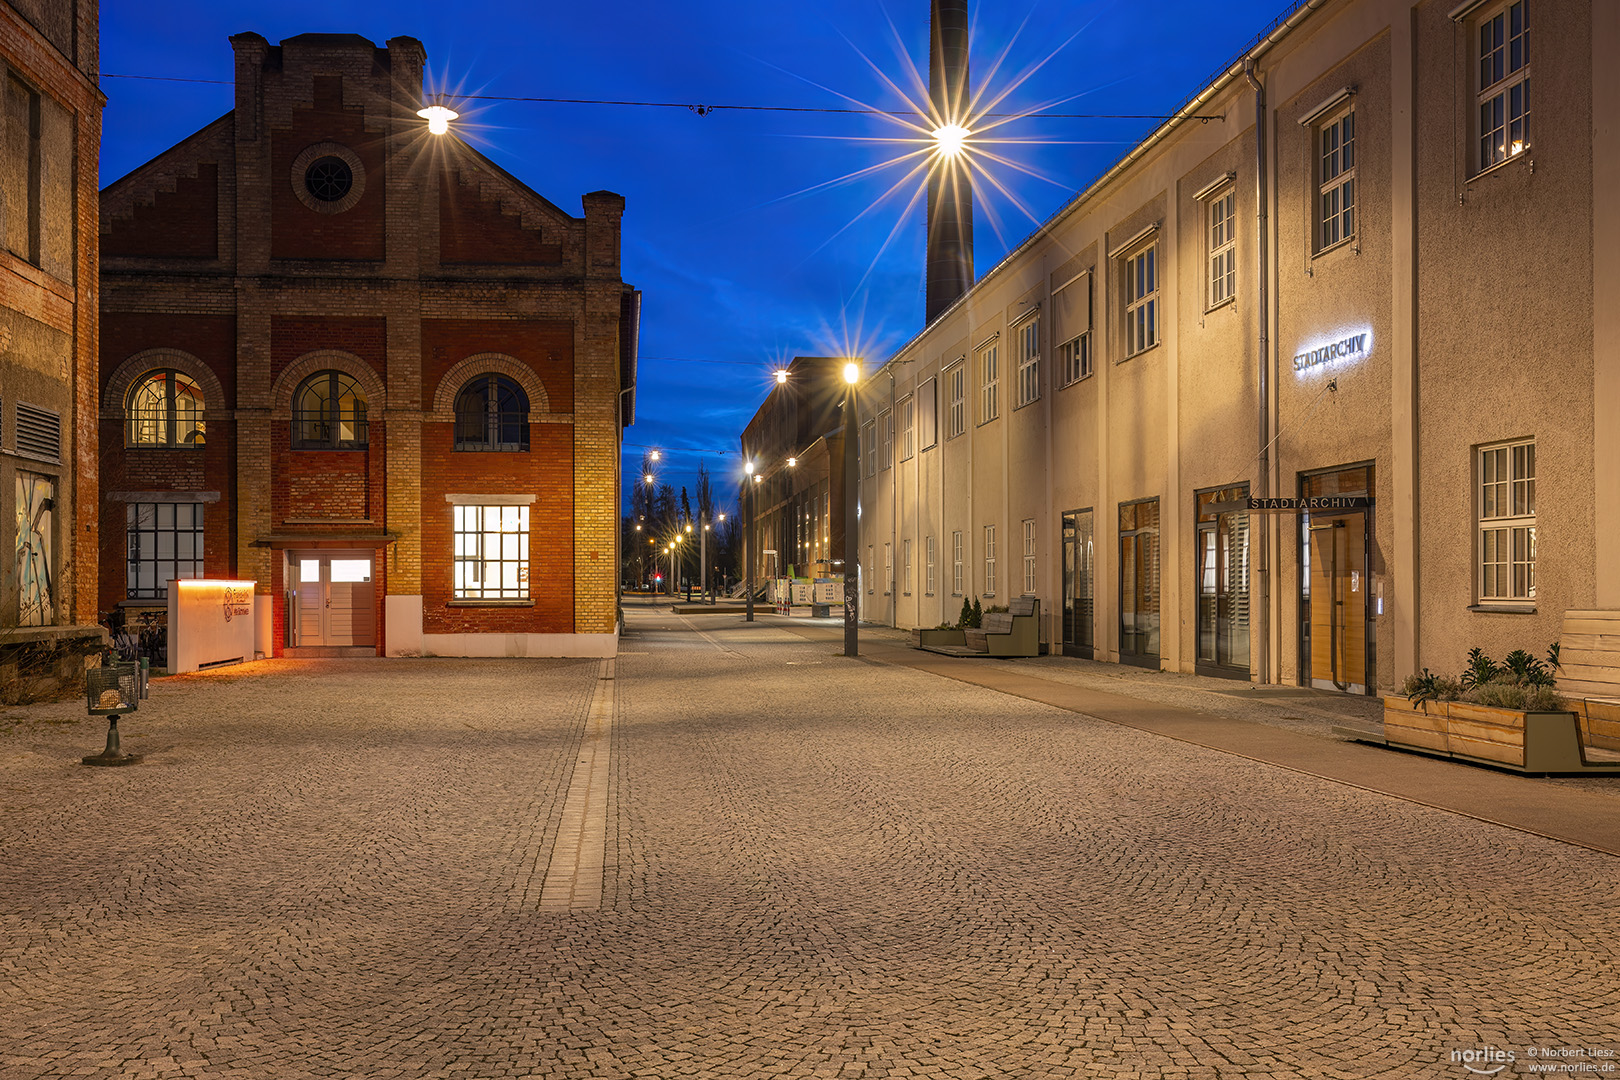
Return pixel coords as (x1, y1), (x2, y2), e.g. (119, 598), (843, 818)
(3, 607), (1618, 1079)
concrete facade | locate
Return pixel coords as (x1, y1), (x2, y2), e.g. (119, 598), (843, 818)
(0, 0), (104, 674)
(854, 0), (1617, 696)
(98, 33), (634, 660)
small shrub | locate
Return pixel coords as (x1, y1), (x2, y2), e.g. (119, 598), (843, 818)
(969, 598), (983, 628)
(1459, 647), (1500, 691)
(1523, 685), (1566, 712)
(1467, 678), (1528, 710)
(959, 597), (973, 628)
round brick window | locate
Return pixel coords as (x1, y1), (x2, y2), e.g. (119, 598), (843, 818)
(290, 142), (366, 215)
(305, 157), (353, 203)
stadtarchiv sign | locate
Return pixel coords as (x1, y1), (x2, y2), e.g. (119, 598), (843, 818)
(1293, 331), (1369, 372)
(1247, 496), (1373, 512)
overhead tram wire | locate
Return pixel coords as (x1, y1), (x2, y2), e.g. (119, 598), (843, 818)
(98, 73), (1222, 123)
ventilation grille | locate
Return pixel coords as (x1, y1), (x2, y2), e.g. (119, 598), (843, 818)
(16, 403), (61, 460)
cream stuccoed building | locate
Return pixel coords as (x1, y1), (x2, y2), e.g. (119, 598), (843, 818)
(853, 0), (1620, 697)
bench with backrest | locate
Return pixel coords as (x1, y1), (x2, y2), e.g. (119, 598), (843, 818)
(962, 595), (1040, 656)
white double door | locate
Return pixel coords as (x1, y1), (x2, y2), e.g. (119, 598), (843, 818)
(292, 552), (376, 647)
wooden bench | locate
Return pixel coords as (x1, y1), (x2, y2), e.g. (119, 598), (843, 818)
(962, 595), (1040, 657)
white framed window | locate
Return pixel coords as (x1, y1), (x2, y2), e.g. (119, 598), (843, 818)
(1475, 1), (1530, 172)
(952, 530), (964, 595)
(979, 342), (999, 423)
(1317, 107), (1356, 252)
(1015, 317), (1040, 408)
(880, 409), (893, 471)
(900, 395), (915, 461)
(1478, 438), (1535, 603)
(983, 525), (997, 597)
(925, 535), (936, 596)
(1022, 518), (1036, 595)
(867, 545), (875, 593)
(1207, 187), (1236, 308)
(1058, 335), (1090, 387)
(453, 504), (530, 600)
(903, 539), (913, 595)
(1124, 244), (1158, 357)
(883, 542), (893, 595)
(918, 378), (938, 450)
(862, 419), (877, 478)
(947, 363), (966, 438)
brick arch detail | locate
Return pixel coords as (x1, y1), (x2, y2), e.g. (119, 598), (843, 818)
(102, 348), (228, 419)
(271, 350), (386, 419)
(428, 353), (552, 422)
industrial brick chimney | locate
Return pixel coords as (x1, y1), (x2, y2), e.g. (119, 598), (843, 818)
(926, 0), (973, 325)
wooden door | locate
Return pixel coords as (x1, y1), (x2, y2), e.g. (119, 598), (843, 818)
(1307, 514), (1367, 692)
(292, 555), (375, 648)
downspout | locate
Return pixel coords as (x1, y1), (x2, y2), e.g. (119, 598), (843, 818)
(1245, 58), (1271, 687)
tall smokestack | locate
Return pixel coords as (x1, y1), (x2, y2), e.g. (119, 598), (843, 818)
(926, 0), (973, 325)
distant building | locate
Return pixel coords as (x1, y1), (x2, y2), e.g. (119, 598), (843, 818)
(857, 0), (1620, 699)
(98, 33), (636, 659)
(1, 0), (106, 681)
(738, 357), (855, 589)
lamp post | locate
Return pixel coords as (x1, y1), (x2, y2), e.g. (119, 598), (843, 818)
(744, 460), (756, 622)
(701, 512), (724, 604)
(842, 360), (861, 657)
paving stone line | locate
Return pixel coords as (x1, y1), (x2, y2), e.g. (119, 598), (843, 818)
(538, 659), (615, 911)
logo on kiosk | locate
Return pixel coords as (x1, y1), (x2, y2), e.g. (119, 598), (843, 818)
(222, 584), (254, 622)
(1293, 329), (1371, 374)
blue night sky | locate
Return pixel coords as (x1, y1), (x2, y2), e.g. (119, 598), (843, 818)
(100, 0), (1289, 516)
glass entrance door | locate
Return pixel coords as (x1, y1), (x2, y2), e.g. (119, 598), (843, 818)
(1061, 509), (1094, 658)
(1118, 499), (1160, 667)
(291, 553), (375, 647)
(1195, 487), (1250, 676)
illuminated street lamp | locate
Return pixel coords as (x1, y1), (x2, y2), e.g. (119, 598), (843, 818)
(931, 122), (971, 158)
(775, 369), (788, 384)
(417, 96), (460, 135)
(842, 360), (861, 658)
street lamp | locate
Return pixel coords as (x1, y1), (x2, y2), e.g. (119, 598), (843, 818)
(744, 459), (756, 621)
(843, 360), (861, 658)
(417, 95), (460, 135)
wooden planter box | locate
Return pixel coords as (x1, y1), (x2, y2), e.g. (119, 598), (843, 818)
(1572, 698), (1620, 752)
(912, 628), (966, 648)
(1381, 697), (1612, 772)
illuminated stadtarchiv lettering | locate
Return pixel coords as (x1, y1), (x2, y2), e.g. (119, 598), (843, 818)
(1293, 332), (1369, 372)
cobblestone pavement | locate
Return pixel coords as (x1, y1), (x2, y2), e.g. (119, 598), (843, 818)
(2, 617), (1618, 1080)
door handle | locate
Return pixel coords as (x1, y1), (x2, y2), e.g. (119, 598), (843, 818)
(325, 599), (331, 608)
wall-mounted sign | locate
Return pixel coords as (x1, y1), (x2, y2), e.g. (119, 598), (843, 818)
(1247, 496), (1372, 512)
(1293, 330), (1371, 373)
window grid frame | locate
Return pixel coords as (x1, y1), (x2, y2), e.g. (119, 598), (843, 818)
(126, 370), (207, 449)
(984, 524), (997, 598)
(1124, 244), (1159, 358)
(1022, 518), (1037, 595)
(952, 530), (964, 596)
(1477, 438), (1536, 604)
(1206, 187), (1237, 310)
(1058, 333), (1092, 388)
(947, 363), (966, 438)
(1016, 317), (1040, 409)
(453, 504), (532, 601)
(1316, 107), (1356, 254)
(125, 501), (206, 600)
(1475, 0), (1530, 173)
(899, 394), (915, 461)
(925, 535), (936, 596)
(979, 343), (999, 424)
(879, 409), (893, 471)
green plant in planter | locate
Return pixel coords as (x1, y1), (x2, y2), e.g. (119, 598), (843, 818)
(1459, 648), (1500, 691)
(959, 597), (973, 629)
(1502, 649), (1555, 688)
(1403, 669), (1460, 711)
(969, 598), (983, 628)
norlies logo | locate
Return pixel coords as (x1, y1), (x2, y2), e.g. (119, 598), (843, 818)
(1293, 331), (1368, 372)
(1452, 1046), (1516, 1075)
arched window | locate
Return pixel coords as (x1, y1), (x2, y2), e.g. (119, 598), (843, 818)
(126, 370), (206, 447)
(454, 374), (529, 451)
(292, 371), (368, 449)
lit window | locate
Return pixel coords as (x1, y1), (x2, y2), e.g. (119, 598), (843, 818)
(454, 504), (530, 600)
(1207, 187), (1236, 308)
(292, 371), (368, 449)
(1476, 1), (1529, 170)
(1479, 439), (1535, 603)
(454, 374), (529, 451)
(1016, 318), (1040, 408)
(1124, 244), (1158, 357)
(126, 502), (205, 599)
(127, 370), (206, 448)
(1317, 108), (1356, 252)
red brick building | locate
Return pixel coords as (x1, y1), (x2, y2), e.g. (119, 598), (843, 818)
(98, 32), (636, 659)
